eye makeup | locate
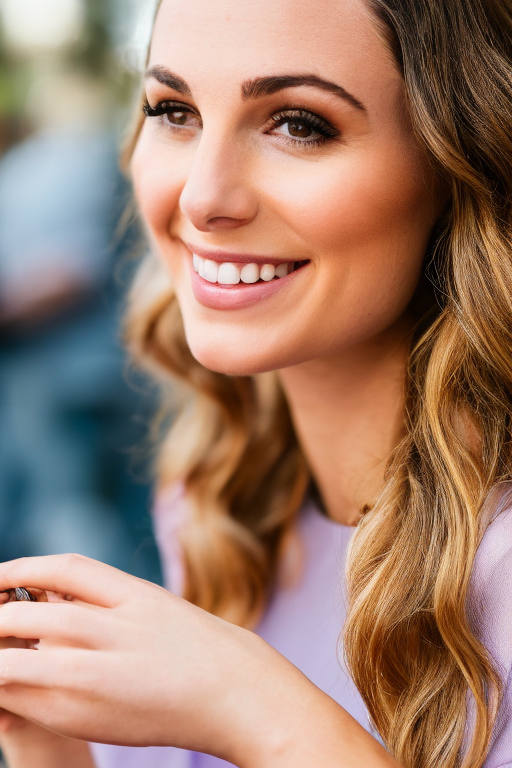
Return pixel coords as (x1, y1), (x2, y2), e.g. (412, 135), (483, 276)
(266, 108), (340, 147)
(142, 98), (340, 149)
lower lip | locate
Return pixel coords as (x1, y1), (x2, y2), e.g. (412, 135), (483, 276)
(189, 261), (308, 310)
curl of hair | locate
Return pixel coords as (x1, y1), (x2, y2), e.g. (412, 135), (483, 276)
(345, 1), (512, 766)
(125, 0), (512, 764)
(126, 255), (309, 626)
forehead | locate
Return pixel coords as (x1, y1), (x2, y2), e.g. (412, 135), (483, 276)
(149, 0), (401, 105)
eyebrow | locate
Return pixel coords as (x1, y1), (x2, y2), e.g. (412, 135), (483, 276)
(146, 66), (366, 113)
(146, 66), (192, 96)
(242, 74), (366, 112)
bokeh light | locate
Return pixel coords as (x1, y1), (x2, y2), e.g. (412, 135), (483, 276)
(0, 0), (85, 52)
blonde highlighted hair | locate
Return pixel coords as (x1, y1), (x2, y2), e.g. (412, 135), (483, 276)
(125, 0), (512, 765)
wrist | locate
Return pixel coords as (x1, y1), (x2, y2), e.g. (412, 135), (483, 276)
(225, 639), (399, 768)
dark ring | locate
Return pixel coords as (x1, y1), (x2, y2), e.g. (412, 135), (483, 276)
(1, 587), (48, 602)
(14, 588), (35, 602)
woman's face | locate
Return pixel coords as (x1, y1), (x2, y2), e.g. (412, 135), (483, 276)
(132, 0), (443, 375)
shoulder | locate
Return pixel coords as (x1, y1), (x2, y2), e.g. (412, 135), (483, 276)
(468, 485), (512, 672)
(466, 489), (512, 766)
(471, 486), (512, 598)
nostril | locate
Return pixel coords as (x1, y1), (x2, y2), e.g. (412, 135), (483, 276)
(206, 216), (252, 229)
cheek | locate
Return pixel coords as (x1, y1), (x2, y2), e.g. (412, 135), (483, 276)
(131, 133), (184, 240)
(266, 149), (435, 265)
(264, 147), (436, 327)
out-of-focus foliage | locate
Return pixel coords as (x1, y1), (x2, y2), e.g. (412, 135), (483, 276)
(0, 0), (141, 151)
(68, 0), (138, 103)
(0, 0), (162, 587)
(0, 24), (30, 151)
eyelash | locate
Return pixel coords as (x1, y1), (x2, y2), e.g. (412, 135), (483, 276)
(143, 100), (196, 124)
(269, 109), (340, 147)
(142, 99), (340, 148)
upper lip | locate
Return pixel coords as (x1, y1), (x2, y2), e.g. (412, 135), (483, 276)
(185, 243), (295, 266)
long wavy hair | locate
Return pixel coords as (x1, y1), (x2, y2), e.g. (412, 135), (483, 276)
(124, 0), (512, 765)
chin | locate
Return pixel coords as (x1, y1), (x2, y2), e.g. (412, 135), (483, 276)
(189, 344), (275, 377)
(185, 334), (283, 377)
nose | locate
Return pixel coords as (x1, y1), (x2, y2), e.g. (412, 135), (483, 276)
(179, 131), (258, 232)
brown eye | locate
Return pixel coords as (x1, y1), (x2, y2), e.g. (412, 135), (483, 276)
(143, 100), (201, 131)
(169, 111), (189, 126)
(287, 121), (313, 139)
(268, 109), (339, 146)
(164, 109), (202, 130)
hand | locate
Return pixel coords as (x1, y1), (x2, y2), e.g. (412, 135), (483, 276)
(0, 589), (96, 768)
(0, 556), (400, 768)
(0, 713), (95, 768)
(0, 554), (296, 765)
(0, 587), (60, 737)
(0, 648), (95, 768)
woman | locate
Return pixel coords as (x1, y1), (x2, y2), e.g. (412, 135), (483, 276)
(0, 0), (510, 766)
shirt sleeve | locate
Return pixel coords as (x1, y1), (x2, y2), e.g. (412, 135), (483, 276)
(467, 496), (512, 767)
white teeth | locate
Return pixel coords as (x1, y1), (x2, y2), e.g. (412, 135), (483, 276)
(260, 264), (276, 282)
(218, 262), (241, 285)
(240, 263), (260, 284)
(192, 254), (294, 285)
(202, 259), (219, 283)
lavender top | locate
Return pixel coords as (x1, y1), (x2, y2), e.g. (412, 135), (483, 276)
(91, 488), (512, 768)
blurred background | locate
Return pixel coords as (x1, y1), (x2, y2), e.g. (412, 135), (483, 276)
(0, 0), (163, 591)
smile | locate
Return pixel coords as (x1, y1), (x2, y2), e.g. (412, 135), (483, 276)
(187, 249), (309, 310)
(192, 254), (306, 285)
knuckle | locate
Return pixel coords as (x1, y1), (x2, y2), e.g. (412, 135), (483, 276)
(59, 553), (87, 573)
(64, 552), (84, 566)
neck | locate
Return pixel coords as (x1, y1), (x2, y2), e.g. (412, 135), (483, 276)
(278, 320), (412, 526)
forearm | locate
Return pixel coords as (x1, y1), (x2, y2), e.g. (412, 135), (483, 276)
(1, 732), (95, 768)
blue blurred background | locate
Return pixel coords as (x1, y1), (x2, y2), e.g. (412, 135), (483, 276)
(0, 0), (163, 588)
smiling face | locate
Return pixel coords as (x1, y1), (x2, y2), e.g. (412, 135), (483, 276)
(132, 0), (443, 375)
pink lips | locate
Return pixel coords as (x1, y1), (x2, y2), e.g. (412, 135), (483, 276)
(185, 244), (309, 310)
(190, 265), (304, 310)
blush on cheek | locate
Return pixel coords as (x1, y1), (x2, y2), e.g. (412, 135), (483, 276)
(284, 151), (435, 266)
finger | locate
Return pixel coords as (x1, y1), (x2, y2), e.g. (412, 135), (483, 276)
(0, 655), (66, 729)
(0, 681), (91, 742)
(0, 646), (101, 691)
(0, 555), (127, 608)
(0, 686), (49, 732)
(0, 603), (105, 648)
(0, 648), (114, 744)
(0, 708), (27, 733)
